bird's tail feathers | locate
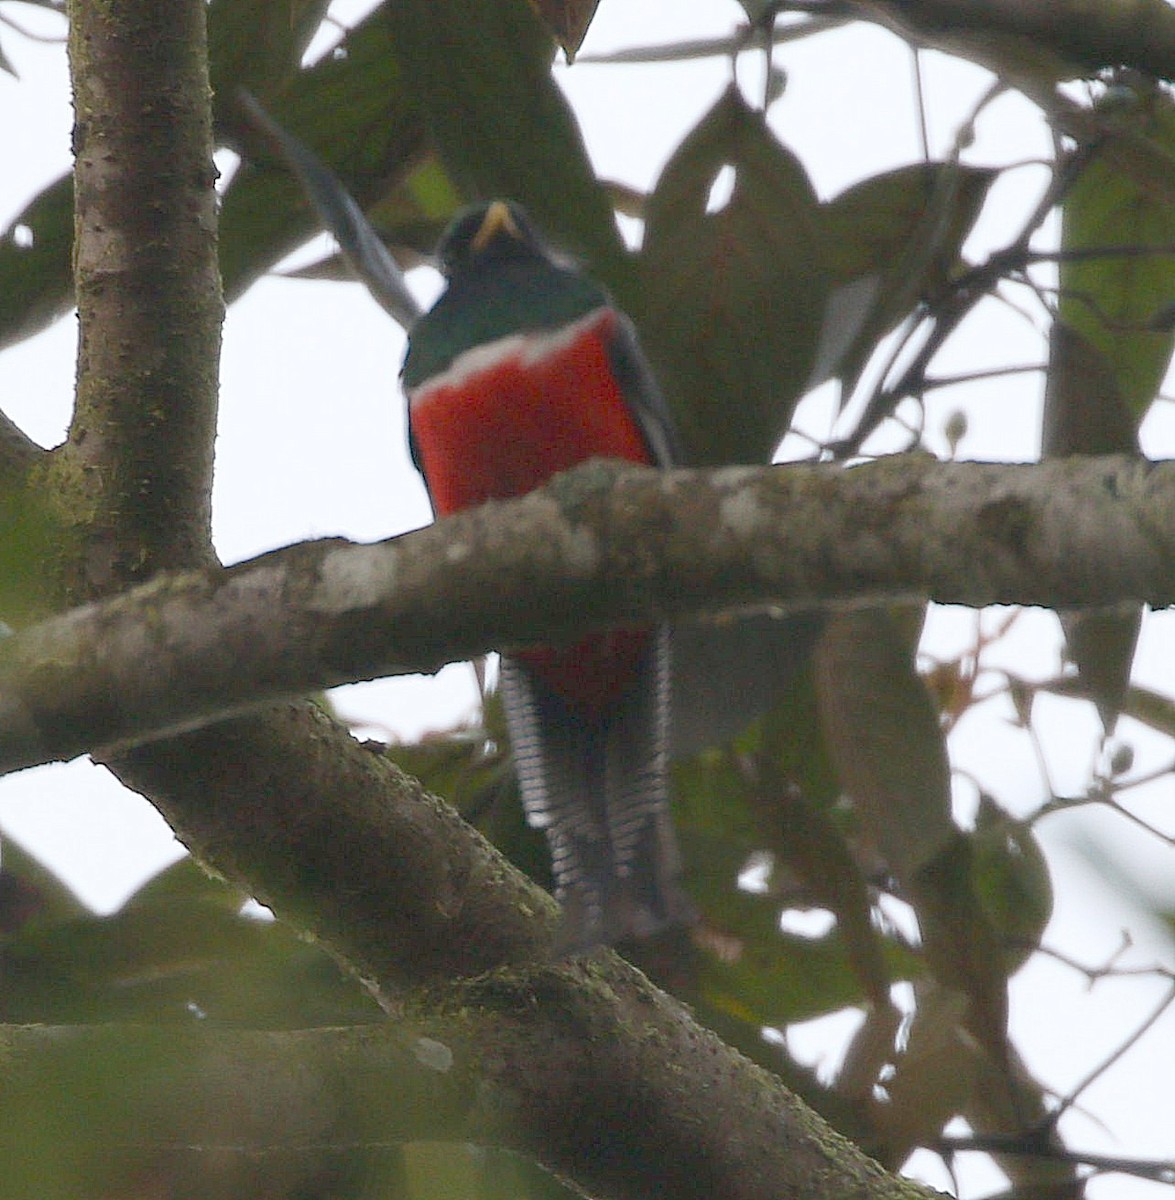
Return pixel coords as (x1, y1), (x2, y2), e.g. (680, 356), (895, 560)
(499, 631), (694, 951)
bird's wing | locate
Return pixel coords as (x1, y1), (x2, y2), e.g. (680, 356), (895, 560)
(605, 312), (683, 469)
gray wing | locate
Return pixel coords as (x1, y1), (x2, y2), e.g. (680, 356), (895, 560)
(606, 311), (683, 469)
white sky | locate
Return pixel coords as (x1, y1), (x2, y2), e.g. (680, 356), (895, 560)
(0, 2), (1172, 1197)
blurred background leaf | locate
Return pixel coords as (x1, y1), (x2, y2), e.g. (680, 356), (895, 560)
(639, 87), (827, 464)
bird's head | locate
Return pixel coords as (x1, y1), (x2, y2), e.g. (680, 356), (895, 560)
(436, 200), (550, 278)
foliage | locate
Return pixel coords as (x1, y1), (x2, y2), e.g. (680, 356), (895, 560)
(1, 1), (1174, 1198)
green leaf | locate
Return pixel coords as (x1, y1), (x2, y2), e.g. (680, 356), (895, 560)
(1043, 322), (1141, 731)
(814, 608), (954, 879)
(477, 1147), (580, 1200)
(750, 671), (899, 1010)
(754, 662), (841, 810)
(970, 797), (1052, 969)
(207, 0), (330, 99)
(0, 476), (67, 625)
(818, 162), (996, 392)
(1059, 83), (1175, 423)
(639, 87), (827, 464)
(0, 855), (379, 1027)
(671, 734), (773, 923)
(676, 732), (923, 1028)
(673, 676), (914, 1020)
(0, 4), (439, 349)
(696, 924), (919, 1031)
(120, 854), (245, 914)
(402, 1142), (480, 1200)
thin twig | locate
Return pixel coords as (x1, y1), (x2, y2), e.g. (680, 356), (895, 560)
(1049, 984), (1175, 1126)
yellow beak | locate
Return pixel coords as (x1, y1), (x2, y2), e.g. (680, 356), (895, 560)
(472, 201), (522, 253)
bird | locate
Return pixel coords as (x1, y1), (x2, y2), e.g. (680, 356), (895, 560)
(401, 200), (695, 950)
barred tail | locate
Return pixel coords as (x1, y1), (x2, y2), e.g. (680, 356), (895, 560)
(499, 627), (694, 951)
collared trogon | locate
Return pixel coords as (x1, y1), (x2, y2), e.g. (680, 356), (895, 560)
(402, 200), (695, 950)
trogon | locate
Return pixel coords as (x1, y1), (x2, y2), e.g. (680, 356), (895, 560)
(402, 200), (695, 950)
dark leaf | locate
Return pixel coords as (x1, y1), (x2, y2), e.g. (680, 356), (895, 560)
(1060, 605), (1142, 734)
(814, 608), (954, 879)
(906, 834), (1012, 1075)
(0, 175), (73, 351)
(0, 833), (88, 932)
(1042, 321), (1137, 457)
(207, 0), (330, 99)
(640, 87), (826, 464)
(818, 162), (996, 393)
(526, 0), (601, 61)
(1121, 682), (1175, 738)
(870, 982), (979, 1166)
(670, 611), (824, 755)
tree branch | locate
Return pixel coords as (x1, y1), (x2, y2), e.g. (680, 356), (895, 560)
(0, 453), (1171, 774)
(65, 0), (222, 590)
(96, 693), (932, 1200)
(855, 0), (1175, 80)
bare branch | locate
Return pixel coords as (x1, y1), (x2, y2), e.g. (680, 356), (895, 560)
(940, 1131), (1175, 1185)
